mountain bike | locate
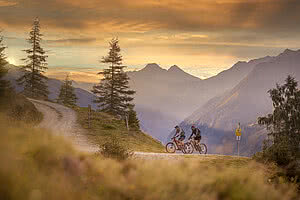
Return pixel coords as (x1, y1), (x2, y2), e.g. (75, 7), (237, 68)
(165, 137), (189, 154)
(185, 138), (207, 154)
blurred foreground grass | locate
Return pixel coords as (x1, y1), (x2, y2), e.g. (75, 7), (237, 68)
(75, 107), (164, 153)
(0, 115), (298, 200)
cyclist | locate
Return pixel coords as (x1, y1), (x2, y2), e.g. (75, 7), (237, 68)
(173, 125), (185, 147)
(189, 125), (201, 144)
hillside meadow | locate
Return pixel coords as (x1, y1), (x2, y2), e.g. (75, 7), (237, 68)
(74, 107), (164, 153)
(0, 115), (299, 200)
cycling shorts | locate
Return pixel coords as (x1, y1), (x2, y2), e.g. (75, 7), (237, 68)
(194, 135), (201, 141)
(178, 135), (185, 141)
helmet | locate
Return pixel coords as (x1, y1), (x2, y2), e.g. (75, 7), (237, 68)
(191, 125), (195, 129)
(175, 125), (179, 129)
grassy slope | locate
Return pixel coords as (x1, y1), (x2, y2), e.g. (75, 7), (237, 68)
(75, 107), (164, 153)
(0, 92), (43, 124)
(0, 119), (298, 200)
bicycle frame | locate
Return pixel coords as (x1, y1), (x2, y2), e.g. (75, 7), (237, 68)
(186, 137), (202, 151)
(172, 137), (184, 150)
(186, 137), (207, 154)
(190, 139), (200, 151)
(165, 137), (188, 154)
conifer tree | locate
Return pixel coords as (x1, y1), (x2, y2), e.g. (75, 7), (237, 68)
(17, 18), (49, 99)
(0, 34), (10, 98)
(128, 105), (140, 130)
(92, 38), (135, 116)
(57, 75), (77, 106)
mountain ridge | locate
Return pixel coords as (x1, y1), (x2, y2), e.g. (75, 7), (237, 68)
(178, 49), (300, 155)
(127, 56), (272, 141)
(4, 64), (98, 109)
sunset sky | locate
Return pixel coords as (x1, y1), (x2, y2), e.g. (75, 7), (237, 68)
(1, 0), (300, 81)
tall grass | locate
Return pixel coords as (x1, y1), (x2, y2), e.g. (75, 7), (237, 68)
(0, 116), (298, 200)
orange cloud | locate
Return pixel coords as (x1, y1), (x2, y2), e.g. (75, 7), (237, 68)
(0, 0), (17, 7)
(1, 0), (299, 34)
(46, 67), (102, 83)
(1, 0), (300, 73)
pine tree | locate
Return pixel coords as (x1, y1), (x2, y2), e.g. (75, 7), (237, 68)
(0, 34), (10, 98)
(57, 75), (78, 107)
(128, 105), (140, 130)
(92, 38), (135, 116)
(258, 75), (300, 165)
(17, 18), (49, 99)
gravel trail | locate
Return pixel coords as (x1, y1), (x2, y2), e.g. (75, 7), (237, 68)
(133, 152), (249, 160)
(29, 99), (247, 159)
(29, 99), (99, 153)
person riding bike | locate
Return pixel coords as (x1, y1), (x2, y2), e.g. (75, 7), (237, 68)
(189, 125), (201, 144)
(173, 125), (185, 147)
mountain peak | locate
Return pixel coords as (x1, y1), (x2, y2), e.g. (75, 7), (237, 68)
(236, 61), (247, 65)
(231, 61), (247, 69)
(278, 49), (300, 58)
(142, 63), (164, 72)
(167, 65), (201, 81)
(168, 65), (184, 73)
(283, 48), (294, 54)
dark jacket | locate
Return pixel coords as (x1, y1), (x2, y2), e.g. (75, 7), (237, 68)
(174, 127), (185, 137)
(190, 128), (201, 138)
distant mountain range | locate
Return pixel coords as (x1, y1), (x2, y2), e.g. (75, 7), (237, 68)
(4, 65), (97, 109)
(127, 57), (272, 141)
(68, 58), (274, 142)
(175, 49), (300, 156)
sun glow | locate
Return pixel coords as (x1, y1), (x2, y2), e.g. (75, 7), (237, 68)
(7, 57), (17, 65)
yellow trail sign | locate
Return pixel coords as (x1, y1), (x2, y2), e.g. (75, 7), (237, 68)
(235, 128), (242, 136)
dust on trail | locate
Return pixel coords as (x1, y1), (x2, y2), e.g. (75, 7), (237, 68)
(29, 99), (99, 153)
(133, 152), (248, 160)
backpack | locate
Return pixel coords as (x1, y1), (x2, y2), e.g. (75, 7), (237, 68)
(196, 129), (201, 137)
(180, 130), (185, 136)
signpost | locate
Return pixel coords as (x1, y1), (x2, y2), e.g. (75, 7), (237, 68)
(125, 115), (129, 131)
(235, 123), (242, 157)
(88, 105), (91, 129)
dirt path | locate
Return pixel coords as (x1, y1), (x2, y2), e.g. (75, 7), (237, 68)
(29, 99), (247, 160)
(133, 152), (248, 160)
(29, 99), (99, 153)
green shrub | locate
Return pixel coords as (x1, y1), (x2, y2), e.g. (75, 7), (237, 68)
(285, 161), (300, 187)
(102, 124), (116, 130)
(99, 136), (132, 161)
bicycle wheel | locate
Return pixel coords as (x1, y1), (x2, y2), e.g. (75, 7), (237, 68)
(166, 142), (176, 153)
(184, 142), (194, 154)
(198, 143), (207, 154)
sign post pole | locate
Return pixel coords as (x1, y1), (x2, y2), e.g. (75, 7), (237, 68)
(235, 123), (242, 157)
(125, 115), (129, 131)
(88, 105), (91, 129)
(237, 140), (240, 157)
